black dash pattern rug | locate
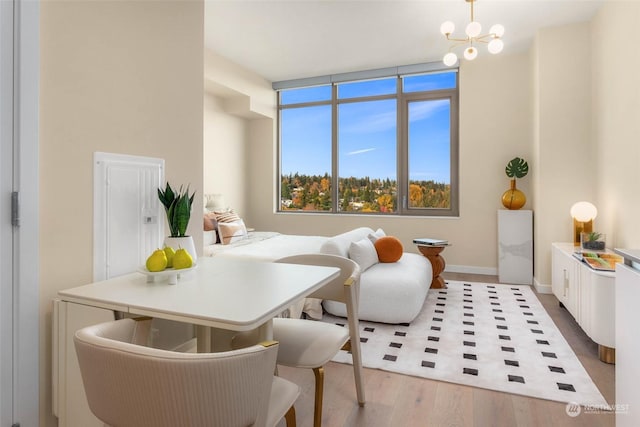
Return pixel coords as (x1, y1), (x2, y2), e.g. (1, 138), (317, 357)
(322, 281), (607, 406)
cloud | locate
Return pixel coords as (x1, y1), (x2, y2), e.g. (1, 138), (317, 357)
(347, 148), (376, 155)
(409, 99), (449, 122)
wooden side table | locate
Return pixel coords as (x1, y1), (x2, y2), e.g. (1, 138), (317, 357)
(416, 244), (449, 289)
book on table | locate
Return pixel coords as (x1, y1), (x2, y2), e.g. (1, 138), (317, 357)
(572, 251), (623, 271)
(413, 238), (449, 246)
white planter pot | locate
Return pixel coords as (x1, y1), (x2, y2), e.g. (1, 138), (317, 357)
(164, 236), (197, 263)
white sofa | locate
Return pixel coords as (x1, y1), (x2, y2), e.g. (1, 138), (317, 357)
(319, 227), (432, 324)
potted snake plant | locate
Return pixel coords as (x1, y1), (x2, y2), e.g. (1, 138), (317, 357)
(158, 183), (197, 262)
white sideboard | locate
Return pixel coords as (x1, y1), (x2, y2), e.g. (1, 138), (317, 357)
(550, 243), (615, 363)
(498, 210), (533, 285)
(613, 252), (640, 426)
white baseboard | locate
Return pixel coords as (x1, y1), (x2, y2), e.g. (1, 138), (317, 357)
(533, 278), (552, 294)
(445, 264), (498, 276)
(445, 265), (551, 293)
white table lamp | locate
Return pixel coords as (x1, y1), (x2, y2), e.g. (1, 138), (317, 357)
(570, 201), (597, 246)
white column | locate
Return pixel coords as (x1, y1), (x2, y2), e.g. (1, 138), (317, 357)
(498, 210), (533, 285)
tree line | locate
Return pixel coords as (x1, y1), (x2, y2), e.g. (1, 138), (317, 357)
(281, 173), (449, 212)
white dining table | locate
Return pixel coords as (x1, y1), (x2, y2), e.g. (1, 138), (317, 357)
(58, 256), (340, 351)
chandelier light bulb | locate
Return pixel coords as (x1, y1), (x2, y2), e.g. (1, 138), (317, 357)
(439, 1), (504, 63)
(465, 21), (482, 38)
(489, 24), (505, 38)
(464, 46), (478, 60)
(440, 21), (455, 36)
(488, 38), (504, 54)
(443, 52), (458, 66)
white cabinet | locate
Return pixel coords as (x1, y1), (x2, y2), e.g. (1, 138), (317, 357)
(551, 243), (578, 313)
(614, 260), (640, 426)
(498, 210), (533, 285)
(551, 243), (615, 359)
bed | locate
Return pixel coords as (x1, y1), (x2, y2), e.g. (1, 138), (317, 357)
(202, 193), (329, 261)
(203, 230), (329, 261)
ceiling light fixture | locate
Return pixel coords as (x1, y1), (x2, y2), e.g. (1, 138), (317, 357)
(440, 0), (505, 66)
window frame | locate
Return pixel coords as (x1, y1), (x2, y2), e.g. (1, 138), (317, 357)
(277, 69), (459, 217)
(399, 86), (459, 216)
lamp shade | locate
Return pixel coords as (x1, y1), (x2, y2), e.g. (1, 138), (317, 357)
(570, 201), (598, 222)
(464, 46), (478, 60)
(440, 21), (455, 35)
(443, 52), (458, 66)
(488, 38), (504, 54)
(489, 24), (505, 37)
(465, 21), (482, 38)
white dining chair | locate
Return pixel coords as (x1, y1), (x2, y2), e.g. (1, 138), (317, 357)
(74, 318), (300, 427)
(234, 253), (365, 427)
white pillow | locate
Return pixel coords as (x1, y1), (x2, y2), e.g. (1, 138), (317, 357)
(348, 238), (379, 271)
(203, 193), (227, 212)
(218, 219), (248, 245)
(367, 228), (386, 244)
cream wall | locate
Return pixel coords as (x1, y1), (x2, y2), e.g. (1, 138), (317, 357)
(591, 1), (640, 249)
(203, 50), (275, 219)
(39, 1), (204, 425)
(204, 49), (275, 119)
(531, 1), (640, 286)
(531, 22), (593, 288)
(203, 93), (248, 214)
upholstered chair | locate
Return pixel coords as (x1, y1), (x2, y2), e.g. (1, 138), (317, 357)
(74, 318), (299, 427)
(234, 253), (365, 427)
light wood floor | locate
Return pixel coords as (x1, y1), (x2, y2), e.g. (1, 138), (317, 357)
(277, 272), (615, 427)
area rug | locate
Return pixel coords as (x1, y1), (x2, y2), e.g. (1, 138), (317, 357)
(322, 280), (608, 406)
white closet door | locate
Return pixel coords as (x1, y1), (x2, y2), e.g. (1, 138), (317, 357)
(93, 152), (164, 281)
(0, 2), (14, 423)
(1, 1), (39, 425)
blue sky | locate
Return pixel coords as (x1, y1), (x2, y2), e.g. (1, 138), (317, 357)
(280, 73), (454, 183)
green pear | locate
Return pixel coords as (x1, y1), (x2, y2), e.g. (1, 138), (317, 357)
(163, 246), (176, 268)
(173, 248), (193, 270)
(146, 249), (167, 272)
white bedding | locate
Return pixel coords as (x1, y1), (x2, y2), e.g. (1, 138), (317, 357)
(204, 231), (329, 262)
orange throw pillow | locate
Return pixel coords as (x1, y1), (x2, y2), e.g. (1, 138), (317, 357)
(374, 236), (403, 263)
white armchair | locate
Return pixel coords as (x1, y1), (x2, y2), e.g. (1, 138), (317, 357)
(74, 318), (299, 427)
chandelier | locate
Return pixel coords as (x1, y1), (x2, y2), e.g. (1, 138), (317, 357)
(440, 0), (505, 66)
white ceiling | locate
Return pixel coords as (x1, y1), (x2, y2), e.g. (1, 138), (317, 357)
(204, 0), (605, 83)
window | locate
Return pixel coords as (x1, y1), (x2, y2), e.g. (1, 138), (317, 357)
(277, 67), (458, 216)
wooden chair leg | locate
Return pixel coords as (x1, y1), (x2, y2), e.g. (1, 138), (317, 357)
(312, 366), (324, 427)
(284, 405), (296, 427)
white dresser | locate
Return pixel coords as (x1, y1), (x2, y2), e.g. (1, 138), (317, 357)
(613, 250), (640, 426)
(550, 243), (615, 362)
